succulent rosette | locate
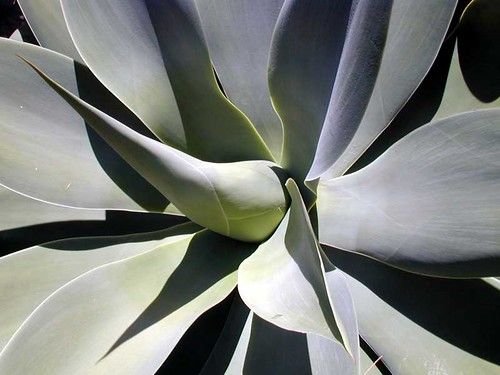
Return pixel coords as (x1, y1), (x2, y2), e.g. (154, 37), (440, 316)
(0, 0), (498, 374)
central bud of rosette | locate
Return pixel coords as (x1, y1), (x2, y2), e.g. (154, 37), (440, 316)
(171, 159), (290, 243)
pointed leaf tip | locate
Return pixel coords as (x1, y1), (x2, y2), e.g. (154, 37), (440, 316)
(22, 58), (289, 242)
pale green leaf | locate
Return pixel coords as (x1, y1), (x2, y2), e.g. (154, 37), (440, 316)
(61, 0), (272, 162)
(326, 246), (500, 374)
(0, 230), (252, 374)
(238, 179), (354, 355)
(0, 38), (171, 213)
(0, 186), (104, 231)
(18, 0), (82, 61)
(318, 109), (500, 277)
(0, 223), (199, 351)
(195, 0), (284, 160)
(25, 59), (288, 242)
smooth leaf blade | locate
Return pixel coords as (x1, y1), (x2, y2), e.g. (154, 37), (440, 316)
(0, 223), (199, 351)
(318, 109), (500, 277)
(0, 38), (170, 213)
(195, 0), (285, 160)
(238, 179), (355, 356)
(0, 231), (253, 374)
(268, 0), (353, 181)
(307, 1), (392, 179)
(318, 0), (458, 179)
(0, 186), (104, 232)
(61, 0), (273, 162)
(18, 0), (82, 61)
(24, 59), (288, 242)
(326, 246), (500, 374)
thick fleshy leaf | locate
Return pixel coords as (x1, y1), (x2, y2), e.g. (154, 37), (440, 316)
(17, 0), (82, 61)
(0, 186), (104, 231)
(61, 0), (272, 162)
(268, 0), (353, 180)
(326, 246), (500, 374)
(202, 296), (358, 375)
(0, 230), (253, 374)
(318, 109), (500, 277)
(0, 223), (199, 350)
(26, 60), (288, 242)
(348, 3), (500, 174)
(316, 1), (457, 179)
(195, 0), (284, 159)
(306, 1), (392, 180)
(238, 179), (354, 355)
(0, 38), (171, 213)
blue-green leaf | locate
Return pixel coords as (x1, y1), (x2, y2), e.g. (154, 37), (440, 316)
(0, 231), (252, 374)
(238, 179), (355, 355)
(0, 223), (199, 351)
(196, 0), (284, 160)
(18, 0), (82, 61)
(0, 38), (170, 213)
(312, 0), (457, 179)
(318, 109), (500, 277)
(61, 0), (272, 162)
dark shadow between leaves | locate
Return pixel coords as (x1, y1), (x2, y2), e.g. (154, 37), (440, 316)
(0, 210), (186, 256)
(457, 0), (500, 103)
(324, 246), (500, 365)
(74, 62), (171, 212)
(360, 337), (391, 375)
(201, 292), (250, 374)
(99, 231), (256, 361)
(244, 315), (312, 375)
(159, 290), (235, 374)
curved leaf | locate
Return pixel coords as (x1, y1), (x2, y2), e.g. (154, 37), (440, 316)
(268, 0), (353, 180)
(238, 179), (355, 355)
(26, 59), (288, 242)
(306, 1), (392, 180)
(318, 109), (500, 277)
(0, 231), (253, 374)
(326, 246), (500, 374)
(347, 4), (500, 174)
(195, 0), (284, 159)
(0, 38), (171, 213)
(61, 0), (272, 162)
(18, 0), (82, 61)
(316, 0), (457, 179)
(203, 297), (358, 375)
(0, 223), (199, 350)
(0, 186), (104, 231)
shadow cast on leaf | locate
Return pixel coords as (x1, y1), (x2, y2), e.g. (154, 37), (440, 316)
(100, 231), (256, 361)
(325, 246), (500, 365)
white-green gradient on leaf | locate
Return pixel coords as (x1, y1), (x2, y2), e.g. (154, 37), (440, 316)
(0, 0), (498, 373)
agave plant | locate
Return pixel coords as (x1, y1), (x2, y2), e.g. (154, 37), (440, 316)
(0, 0), (499, 374)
